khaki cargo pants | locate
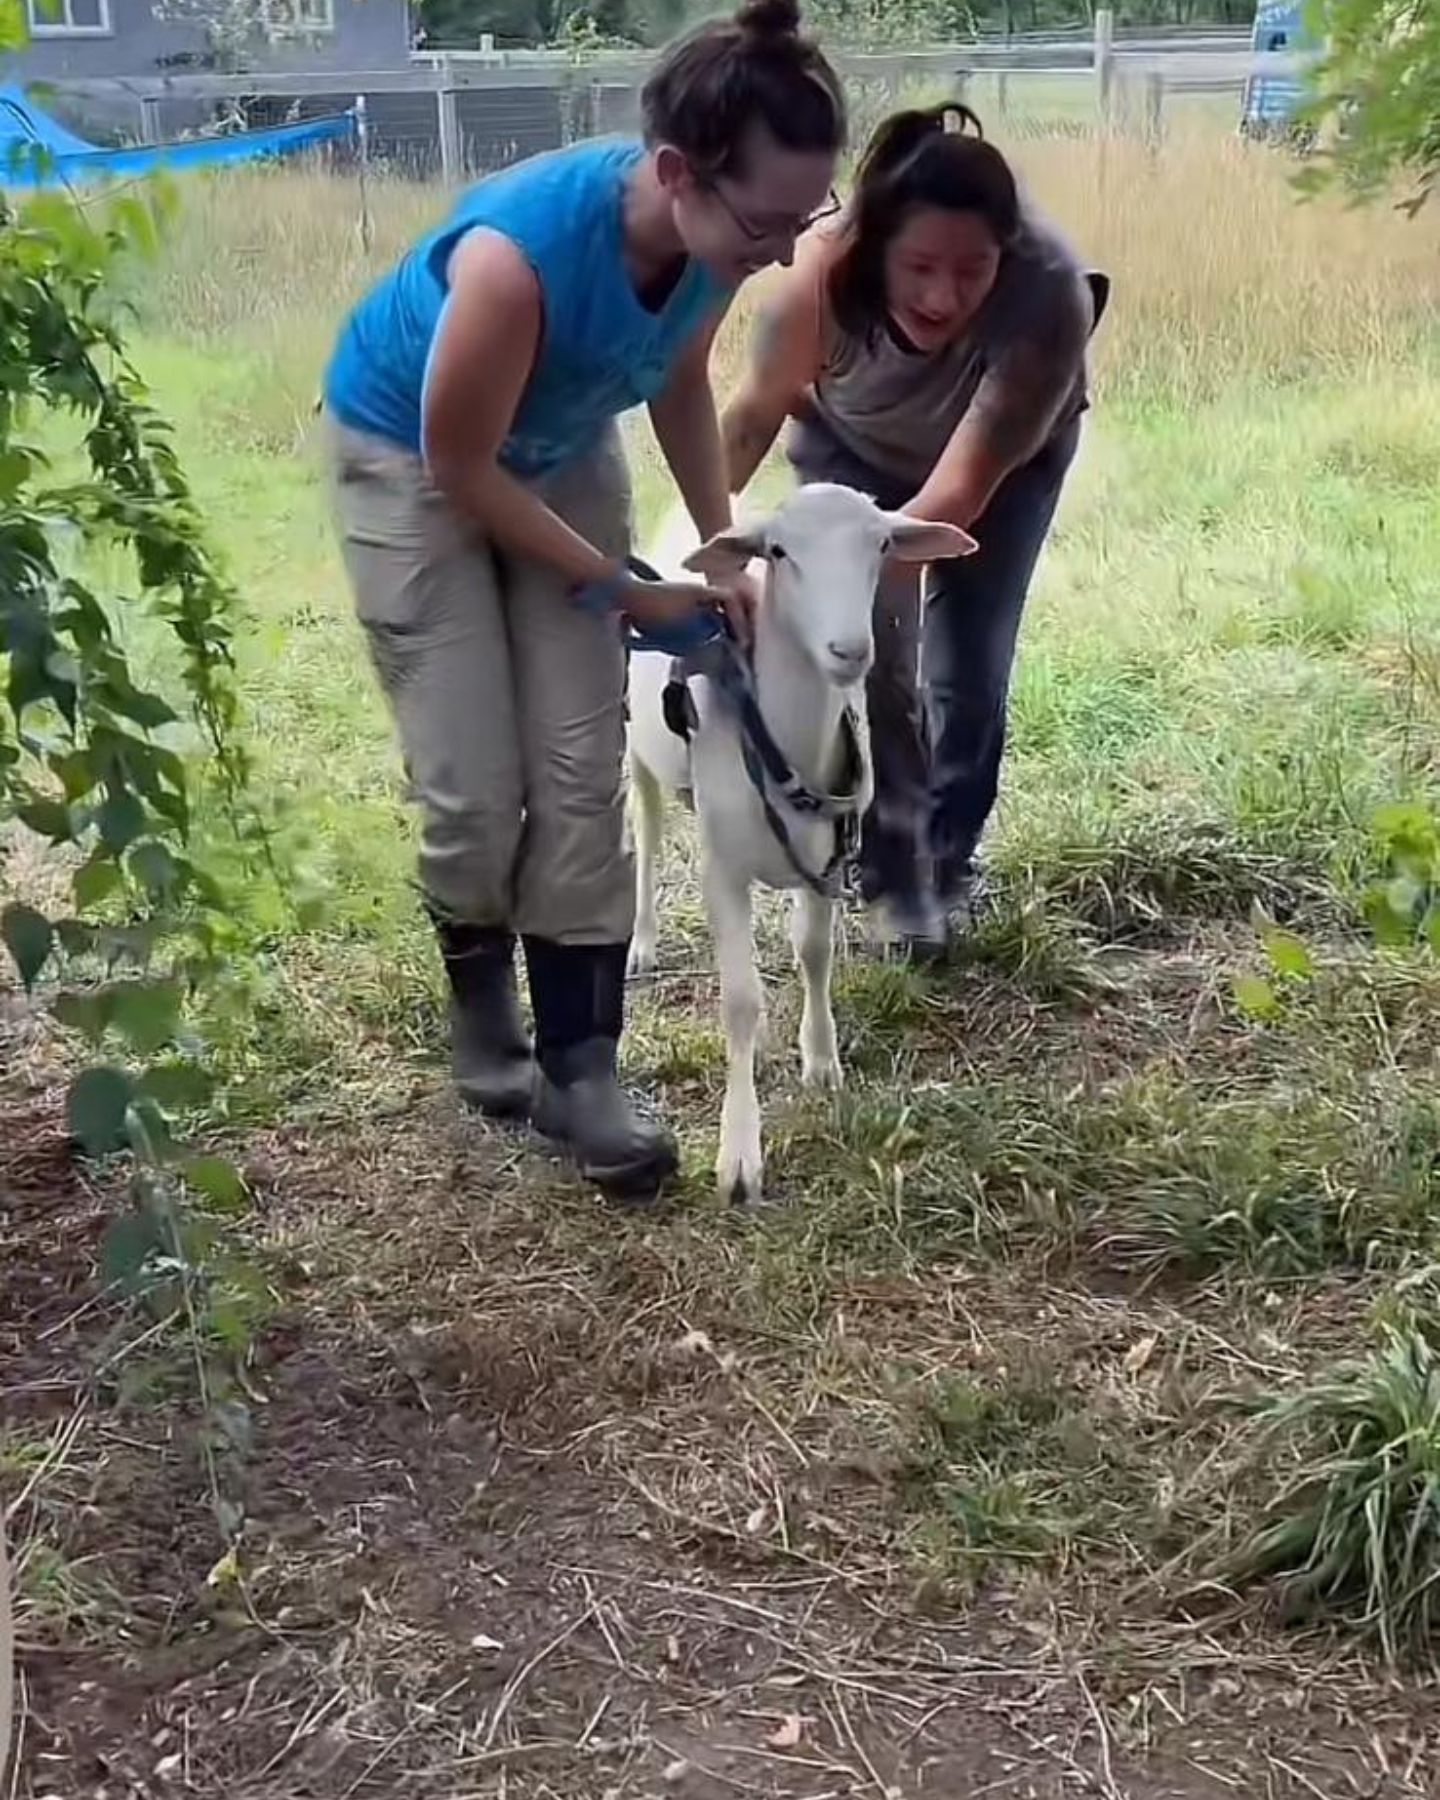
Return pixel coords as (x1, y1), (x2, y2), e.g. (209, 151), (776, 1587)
(326, 415), (636, 945)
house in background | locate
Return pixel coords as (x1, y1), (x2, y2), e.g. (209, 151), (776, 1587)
(7, 0), (582, 171)
(6, 0), (543, 167)
(11, 0), (414, 84)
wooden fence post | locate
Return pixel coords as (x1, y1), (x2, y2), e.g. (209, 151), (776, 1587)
(436, 54), (462, 185)
(1094, 7), (1115, 122)
(1144, 67), (1165, 151)
(354, 92), (373, 252)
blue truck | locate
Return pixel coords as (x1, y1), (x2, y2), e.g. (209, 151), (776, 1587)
(1240, 1), (1314, 138)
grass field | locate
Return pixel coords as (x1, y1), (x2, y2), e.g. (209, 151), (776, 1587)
(6, 111), (1440, 1798)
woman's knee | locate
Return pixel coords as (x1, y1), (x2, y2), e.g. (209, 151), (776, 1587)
(927, 682), (1006, 763)
(420, 801), (524, 922)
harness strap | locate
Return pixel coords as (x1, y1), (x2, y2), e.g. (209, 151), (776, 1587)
(737, 727), (859, 900)
(660, 631), (865, 899)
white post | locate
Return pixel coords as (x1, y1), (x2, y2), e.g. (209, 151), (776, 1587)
(354, 92), (373, 253)
(436, 54), (461, 185)
(140, 93), (162, 143)
(1094, 7), (1115, 122)
(996, 68), (1010, 119)
(1144, 67), (1165, 151)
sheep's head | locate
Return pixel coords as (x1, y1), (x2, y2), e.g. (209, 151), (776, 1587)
(685, 483), (975, 689)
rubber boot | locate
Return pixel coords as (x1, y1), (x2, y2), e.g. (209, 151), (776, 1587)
(436, 921), (533, 1119)
(524, 937), (678, 1202)
(873, 889), (950, 967)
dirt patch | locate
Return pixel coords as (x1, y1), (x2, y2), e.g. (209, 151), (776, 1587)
(4, 995), (1435, 1799)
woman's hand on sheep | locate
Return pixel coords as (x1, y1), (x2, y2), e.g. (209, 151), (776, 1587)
(713, 568), (761, 648)
(621, 574), (731, 633)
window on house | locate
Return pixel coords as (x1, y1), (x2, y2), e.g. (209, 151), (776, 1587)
(26, 0), (111, 35)
(264, 0), (335, 34)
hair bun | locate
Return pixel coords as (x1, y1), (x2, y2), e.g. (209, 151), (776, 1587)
(940, 102), (986, 137)
(735, 0), (801, 36)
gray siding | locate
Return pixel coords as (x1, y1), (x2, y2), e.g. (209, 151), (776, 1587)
(12, 0), (410, 86)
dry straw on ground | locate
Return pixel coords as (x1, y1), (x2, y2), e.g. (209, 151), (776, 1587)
(5, 112), (1440, 1799)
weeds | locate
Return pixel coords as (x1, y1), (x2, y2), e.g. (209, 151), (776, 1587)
(4, 102), (1440, 1795)
(1233, 1329), (1440, 1664)
(893, 1361), (1142, 1578)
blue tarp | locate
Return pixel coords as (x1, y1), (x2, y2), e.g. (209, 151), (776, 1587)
(0, 84), (353, 187)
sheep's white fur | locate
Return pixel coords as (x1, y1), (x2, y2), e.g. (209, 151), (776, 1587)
(627, 483), (972, 1204)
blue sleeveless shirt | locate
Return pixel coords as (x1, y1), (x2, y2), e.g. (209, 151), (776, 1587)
(324, 137), (727, 478)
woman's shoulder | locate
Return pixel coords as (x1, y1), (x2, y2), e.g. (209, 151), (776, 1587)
(995, 201), (1092, 337)
(773, 220), (844, 341)
(454, 137), (640, 233)
(1009, 203), (1088, 293)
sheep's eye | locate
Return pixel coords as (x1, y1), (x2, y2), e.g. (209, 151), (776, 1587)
(879, 536), (893, 556)
(768, 543), (788, 562)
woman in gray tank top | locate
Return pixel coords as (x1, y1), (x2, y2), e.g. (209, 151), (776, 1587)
(723, 104), (1108, 956)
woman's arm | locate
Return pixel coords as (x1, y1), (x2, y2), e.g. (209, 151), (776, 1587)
(423, 229), (619, 588)
(720, 242), (828, 494)
(907, 275), (1092, 530)
(423, 229), (719, 624)
(648, 306), (733, 544)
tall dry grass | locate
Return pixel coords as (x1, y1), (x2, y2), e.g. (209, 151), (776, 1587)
(144, 119), (1439, 435)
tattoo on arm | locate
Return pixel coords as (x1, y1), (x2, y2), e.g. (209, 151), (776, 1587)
(970, 292), (1087, 470)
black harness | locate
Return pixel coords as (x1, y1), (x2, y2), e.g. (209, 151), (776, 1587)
(659, 629), (867, 901)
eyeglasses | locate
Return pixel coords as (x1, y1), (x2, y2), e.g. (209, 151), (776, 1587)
(703, 177), (842, 246)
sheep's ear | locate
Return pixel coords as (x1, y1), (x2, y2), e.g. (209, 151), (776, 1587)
(683, 528), (765, 578)
(885, 516), (977, 562)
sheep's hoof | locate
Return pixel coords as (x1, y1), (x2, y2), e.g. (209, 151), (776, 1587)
(718, 1159), (764, 1207)
(801, 1054), (844, 1091)
(627, 940), (657, 978)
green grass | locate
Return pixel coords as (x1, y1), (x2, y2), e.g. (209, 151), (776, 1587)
(23, 118), (1440, 1673)
(1234, 1329), (1440, 1663)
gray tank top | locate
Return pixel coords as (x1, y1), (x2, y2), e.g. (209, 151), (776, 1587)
(806, 202), (1091, 492)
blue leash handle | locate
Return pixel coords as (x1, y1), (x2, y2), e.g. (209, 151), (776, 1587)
(572, 554), (727, 658)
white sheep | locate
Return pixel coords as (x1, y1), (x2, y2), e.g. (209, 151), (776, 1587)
(627, 483), (972, 1204)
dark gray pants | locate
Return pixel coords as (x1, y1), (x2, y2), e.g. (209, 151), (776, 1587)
(788, 414), (1080, 909)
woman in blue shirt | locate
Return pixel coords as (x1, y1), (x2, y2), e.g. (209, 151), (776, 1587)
(325, 0), (845, 1201)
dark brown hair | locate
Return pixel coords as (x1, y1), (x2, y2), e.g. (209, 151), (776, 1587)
(829, 103), (1019, 340)
(641, 0), (846, 179)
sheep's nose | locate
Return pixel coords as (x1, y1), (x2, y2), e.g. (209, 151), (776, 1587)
(827, 637), (871, 668)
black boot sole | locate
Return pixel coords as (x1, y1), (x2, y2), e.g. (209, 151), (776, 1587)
(531, 1104), (679, 1204)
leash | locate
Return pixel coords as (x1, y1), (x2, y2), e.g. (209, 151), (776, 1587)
(578, 551), (865, 897)
(573, 554), (727, 658)
(661, 629), (865, 901)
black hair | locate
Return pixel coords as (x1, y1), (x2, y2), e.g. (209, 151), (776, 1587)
(640, 0), (846, 179)
(829, 103), (1020, 340)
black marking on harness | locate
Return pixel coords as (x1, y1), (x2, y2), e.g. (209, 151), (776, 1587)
(662, 663), (699, 741)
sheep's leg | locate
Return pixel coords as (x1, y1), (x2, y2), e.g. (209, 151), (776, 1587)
(627, 757), (665, 977)
(705, 856), (764, 1204)
(791, 888), (842, 1089)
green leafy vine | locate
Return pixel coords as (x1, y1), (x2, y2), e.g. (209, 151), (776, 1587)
(1, 142), (264, 1542)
